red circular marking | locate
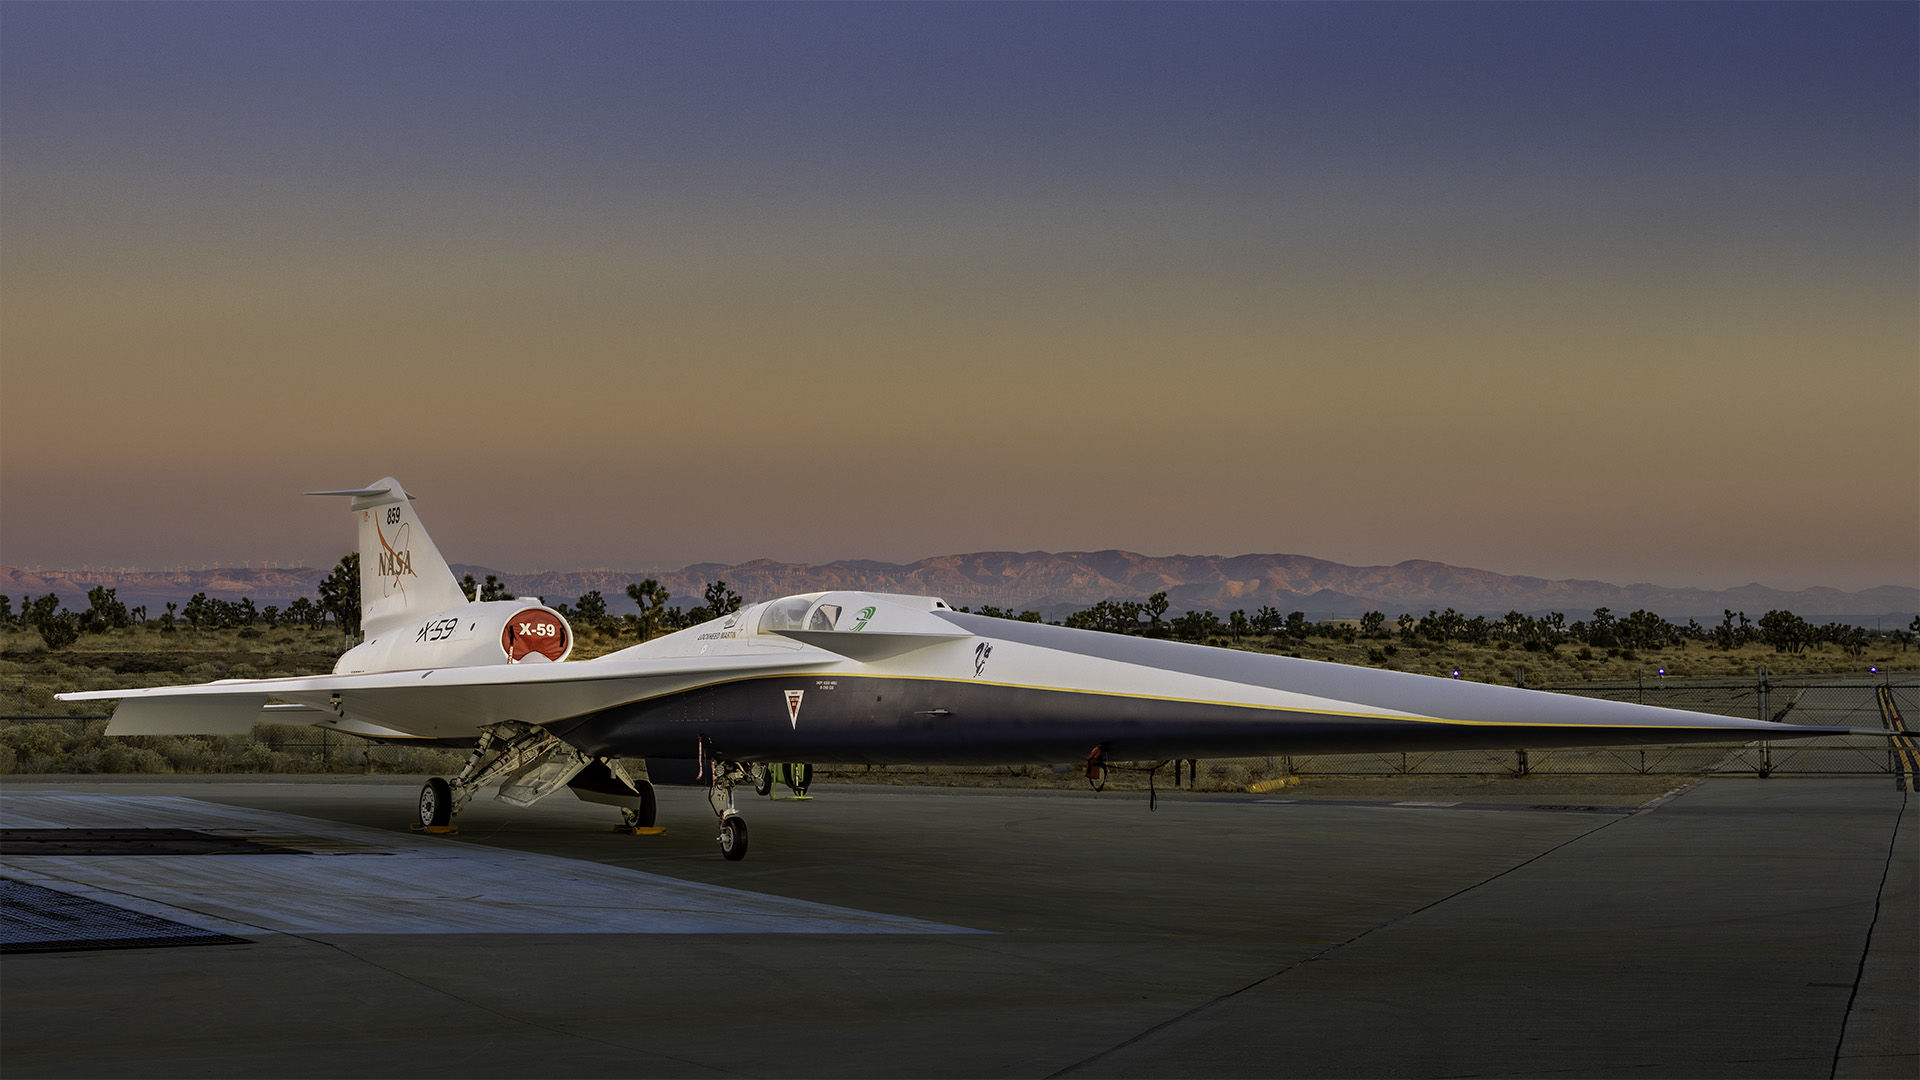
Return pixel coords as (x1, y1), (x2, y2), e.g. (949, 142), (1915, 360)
(502, 609), (569, 662)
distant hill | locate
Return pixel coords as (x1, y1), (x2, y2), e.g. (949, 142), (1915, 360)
(7, 553), (1913, 626)
(1, 567), (327, 617)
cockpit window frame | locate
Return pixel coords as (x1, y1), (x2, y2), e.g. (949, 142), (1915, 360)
(757, 596), (815, 634)
(807, 603), (842, 631)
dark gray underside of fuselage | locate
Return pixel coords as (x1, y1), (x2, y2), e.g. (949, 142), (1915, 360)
(547, 673), (1770, 766)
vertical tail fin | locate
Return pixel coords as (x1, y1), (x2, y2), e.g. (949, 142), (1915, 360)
(306, 478), (469, 639)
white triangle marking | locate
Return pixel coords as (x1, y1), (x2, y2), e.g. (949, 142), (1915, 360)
(784, 689), (804, 728)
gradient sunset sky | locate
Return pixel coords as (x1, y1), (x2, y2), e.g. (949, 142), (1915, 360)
(3, 3), (1914, 592)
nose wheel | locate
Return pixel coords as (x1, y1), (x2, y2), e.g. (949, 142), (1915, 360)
(718, 814), (749, 860)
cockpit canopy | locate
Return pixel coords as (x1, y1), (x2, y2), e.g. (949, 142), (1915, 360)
(753, 591), (953, 638)
(598, 590), (964, 664)
(758, 595), (842, 633)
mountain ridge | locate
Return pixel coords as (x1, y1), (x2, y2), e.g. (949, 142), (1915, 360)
(4, 552), (1913, 624)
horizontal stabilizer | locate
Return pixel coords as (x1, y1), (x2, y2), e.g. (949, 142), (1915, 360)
(105, 695), (268, 736)
(304, 486), (392, 498)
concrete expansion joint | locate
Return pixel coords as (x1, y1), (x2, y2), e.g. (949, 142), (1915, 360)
(1828, 790), (1912, 1080)
(1051, 811), (1630, 1077)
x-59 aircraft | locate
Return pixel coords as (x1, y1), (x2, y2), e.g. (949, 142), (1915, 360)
(62, 478), (1860, 860)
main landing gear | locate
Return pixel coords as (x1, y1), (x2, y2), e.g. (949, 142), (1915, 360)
(413, 727), (770, 861)
(414, 721), (654, 835)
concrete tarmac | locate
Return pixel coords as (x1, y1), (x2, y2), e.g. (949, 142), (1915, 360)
(1, 774), (1912, 1079)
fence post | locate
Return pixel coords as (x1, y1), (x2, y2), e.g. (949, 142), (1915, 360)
(1514, 748), (1530, 777)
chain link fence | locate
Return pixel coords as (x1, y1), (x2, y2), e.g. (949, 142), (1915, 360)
(0, 716), (467, 775)
(1228, 674), (1916, 779)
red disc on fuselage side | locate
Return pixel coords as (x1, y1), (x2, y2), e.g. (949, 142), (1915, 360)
(502, 609), (568, 662)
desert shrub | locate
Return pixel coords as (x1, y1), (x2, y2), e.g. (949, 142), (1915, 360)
(1, 722), (72, 762)
(233, 743), (290, 773)
(37, 615), (80, 650)
(0, 716), (462, 774)
(101, 745), (171, 773)
(161, 740), (212, 773)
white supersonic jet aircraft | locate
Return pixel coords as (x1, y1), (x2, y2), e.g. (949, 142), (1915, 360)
(61, 478), (1864, 860)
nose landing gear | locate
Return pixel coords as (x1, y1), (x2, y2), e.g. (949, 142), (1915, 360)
(706, 759), (754, 861)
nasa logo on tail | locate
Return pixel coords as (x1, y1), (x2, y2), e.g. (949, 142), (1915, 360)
(372, 514), (416, 599)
